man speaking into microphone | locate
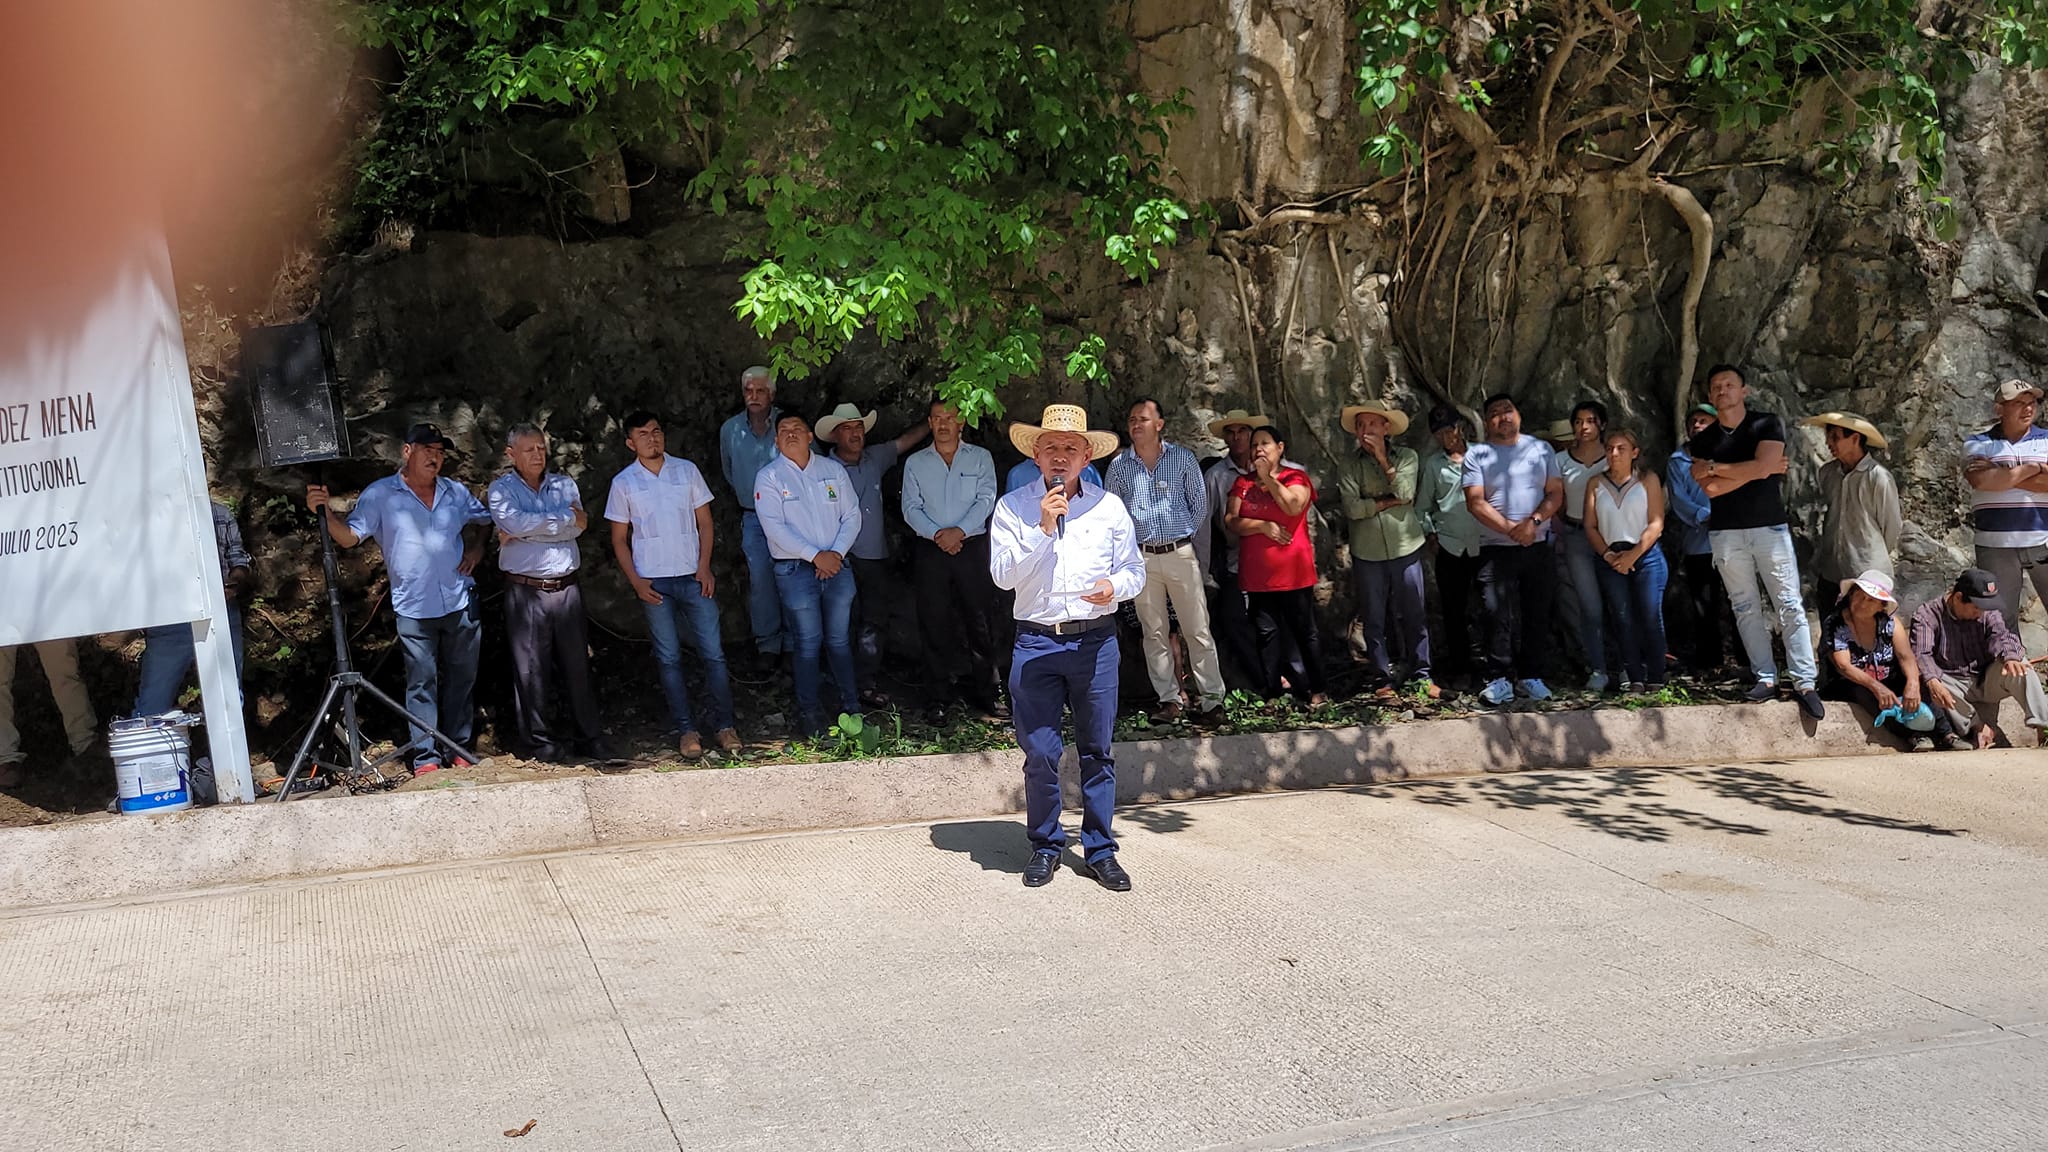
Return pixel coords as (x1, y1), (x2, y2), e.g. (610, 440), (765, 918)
(990, 404), (1146, 891)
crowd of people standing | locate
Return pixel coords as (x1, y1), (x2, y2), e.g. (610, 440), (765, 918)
(6, 363), (2047, 798)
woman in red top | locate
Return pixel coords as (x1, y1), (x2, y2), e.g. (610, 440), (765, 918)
(1226, 425), (1328, 704)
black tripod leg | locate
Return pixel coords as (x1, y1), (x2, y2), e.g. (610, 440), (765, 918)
(275, 677), (343, 803)
(353, 677), (480, 766)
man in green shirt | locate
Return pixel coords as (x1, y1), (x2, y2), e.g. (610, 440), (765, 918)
(1338, 403), (1434, 698)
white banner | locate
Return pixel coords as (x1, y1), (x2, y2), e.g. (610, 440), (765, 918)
(0, 238), (213, 645)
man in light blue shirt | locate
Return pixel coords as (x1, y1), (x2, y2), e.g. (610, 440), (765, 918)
(307, 422), (492, 772)
(718, 366), (786, 661)
(1667, 402), (1727, 674)
(1460, 395), (1565, 706)
(1105, 397), (1223, 722)
(903, 398), (1004, 717)
(755, 412), (864, 736)
(487, 423), (605, 764)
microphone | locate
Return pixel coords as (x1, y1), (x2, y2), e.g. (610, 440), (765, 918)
(1047, 472), (1066, 538)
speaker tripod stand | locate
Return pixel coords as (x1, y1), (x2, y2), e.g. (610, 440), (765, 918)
(273, 507), (478, 801)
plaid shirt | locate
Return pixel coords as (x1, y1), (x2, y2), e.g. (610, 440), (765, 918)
(1105, 441), (1207, 546)
(1910, 596), (2024, 681)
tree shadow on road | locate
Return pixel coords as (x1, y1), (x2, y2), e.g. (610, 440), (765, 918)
(1346, 763), (1965, 844)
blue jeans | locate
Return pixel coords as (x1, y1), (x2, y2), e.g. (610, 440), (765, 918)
(394, 603), (481, 765)
(643, 575), (734, 737)
(739, 511), (785, 656)
(1559, 526), (1609, 676)
(1009, 626), (1120, 864)
(133, 606), (245, 716)
(773, 559), (859, 732)
(1594, 546), (1669, 685)
(1710, 524), (1817, 687)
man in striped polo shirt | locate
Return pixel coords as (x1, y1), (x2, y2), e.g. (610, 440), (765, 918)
(1964, 379), (2048, 628)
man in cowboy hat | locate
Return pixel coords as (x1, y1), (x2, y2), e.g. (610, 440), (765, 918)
(1803, 410), (1900, 613)
(1963, 378), (2048, 628)
(990, 403), (1146, 892)
(1338, 401), (1433, 698)
(818, 402), (929, 696)
(1105, 397), (1225, 725)
(903, 397), (1005, 719)
(306, 421), (492, 772)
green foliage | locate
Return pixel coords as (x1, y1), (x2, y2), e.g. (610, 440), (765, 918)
(1351, 0), (2048, 215)
(350, 0), (1190, 423)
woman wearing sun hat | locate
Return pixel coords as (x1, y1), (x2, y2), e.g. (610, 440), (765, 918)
(1822, 569), (1953, 750)
(1801, 410), (1900, 615)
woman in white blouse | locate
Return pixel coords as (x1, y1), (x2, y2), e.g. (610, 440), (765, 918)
(1583, 429), (1669, 693)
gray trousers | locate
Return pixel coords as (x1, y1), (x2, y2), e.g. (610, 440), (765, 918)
(505, 582), (603, 757)
(1931, 665), (2048, 737)
(1973, 544), (2048, 631)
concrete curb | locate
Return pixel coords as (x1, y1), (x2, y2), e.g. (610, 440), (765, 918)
(0, 702), (1889, 910)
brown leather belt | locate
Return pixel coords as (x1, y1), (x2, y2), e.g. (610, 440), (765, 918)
(505, 572), (577, 592)
(1140, 537), (1192, 555)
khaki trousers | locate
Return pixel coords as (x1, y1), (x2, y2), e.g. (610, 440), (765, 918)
(0, 640), (99, 763)
(1931, 665), (2048, 737)
(1132, 543), (1224, 710)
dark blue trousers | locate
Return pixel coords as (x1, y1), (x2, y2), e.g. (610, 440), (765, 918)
(1009, 626), (1120, 864)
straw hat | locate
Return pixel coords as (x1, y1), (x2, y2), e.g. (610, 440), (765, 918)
(1010, 403), (1121, 460)
(813, 403), (877, 441)
(1206, 408), (1271, 438)
(1540, 418), (1575, 444)
(1800, 411), (1888, 450)
(1340, 403), (1410, 437)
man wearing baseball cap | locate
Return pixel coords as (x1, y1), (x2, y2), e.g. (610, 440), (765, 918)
(1909, 567), (2048, 748)
(307, 422), (493, 773)
(1963, 378), (2048, 627)
(1666, 402), (1730, 674)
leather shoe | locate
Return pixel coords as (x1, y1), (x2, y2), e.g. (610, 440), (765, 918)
(1081, 854), (1132, 892)
(1022, 851), (1060, 887)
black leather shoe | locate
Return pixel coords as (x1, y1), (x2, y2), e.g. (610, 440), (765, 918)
(1022, 851), (1060, 888)
(1081, 854), (1132, 892)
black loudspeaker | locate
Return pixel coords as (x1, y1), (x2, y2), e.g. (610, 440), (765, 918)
(244, 320), (348, 466)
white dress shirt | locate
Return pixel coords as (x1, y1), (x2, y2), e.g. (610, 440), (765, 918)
(901, 442), (997, 539)
(603, 455), (713, 579)
(488, 471), (584, 579)
(989, 481), (1147, 626)
(754, 451), (862, 561)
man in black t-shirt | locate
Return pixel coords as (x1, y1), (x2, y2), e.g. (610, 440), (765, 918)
(1688, 364), (1824, 718)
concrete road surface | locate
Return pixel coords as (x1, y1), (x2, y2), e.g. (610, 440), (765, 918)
(3, 751), (2045, 1151)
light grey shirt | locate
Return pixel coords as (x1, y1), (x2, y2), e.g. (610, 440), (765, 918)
(488, 471), (584, 579)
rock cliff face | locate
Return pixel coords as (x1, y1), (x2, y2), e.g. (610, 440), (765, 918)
(220, 2), (2047, 647)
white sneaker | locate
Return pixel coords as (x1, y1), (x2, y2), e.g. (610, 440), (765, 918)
(1516, 679), (1553, 701)
(1586, 672), (1611, 693)
(1480, 678), (1514, 705)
